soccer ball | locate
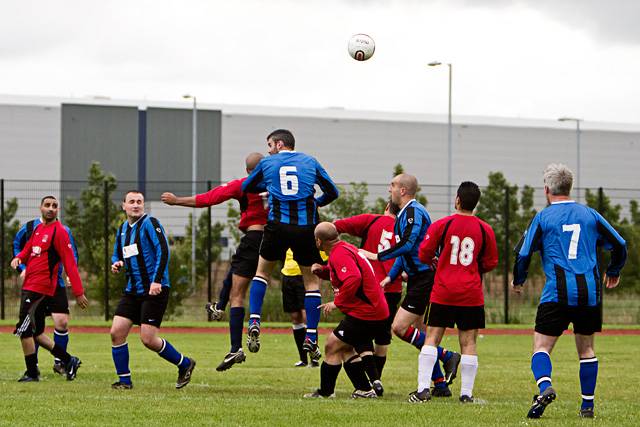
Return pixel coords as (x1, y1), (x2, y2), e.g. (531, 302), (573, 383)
(347, 34), (375, 61)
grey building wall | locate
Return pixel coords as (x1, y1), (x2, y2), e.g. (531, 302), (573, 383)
(145, 108), (221, 199)
(61, 104), (139, 182)
(0, 104), (60, 180)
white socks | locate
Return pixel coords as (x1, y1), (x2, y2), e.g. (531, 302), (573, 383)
(460, 354), (478, 397)
(418, 345), (438, 393)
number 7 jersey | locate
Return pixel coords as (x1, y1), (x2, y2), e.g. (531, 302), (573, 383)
(419, 214), (498, 306)
(513, 201), (627, 307)
(242, 151), (339, 226)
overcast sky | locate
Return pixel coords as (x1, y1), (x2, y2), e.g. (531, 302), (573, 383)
(1, 0), (639, 124)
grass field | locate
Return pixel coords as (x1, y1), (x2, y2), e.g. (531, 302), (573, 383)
(1, 329), (639, 426)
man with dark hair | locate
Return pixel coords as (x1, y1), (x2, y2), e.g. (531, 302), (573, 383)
(360, 174), (456, 396)
(304, 222), (388, 399)
(512, 164), (627, 419)
(110, 191), (195, 389)
(411, 181), (498, 403)
(242, 129), (339, 359)
(161, 153), (268, 371)
(13, 196), (79, 376)
(11, 196), (88, 382)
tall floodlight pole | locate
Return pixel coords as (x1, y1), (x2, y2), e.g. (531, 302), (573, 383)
(429, 61), (453, 213)
(183, 94), (198, 290)
(558, 117), (582, 202)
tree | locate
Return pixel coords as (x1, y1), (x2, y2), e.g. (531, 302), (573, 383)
(476, 172), (541, 276)
(64, 162), (125, 315)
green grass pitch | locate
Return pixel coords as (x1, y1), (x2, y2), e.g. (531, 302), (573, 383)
(1, 330), (638, 426)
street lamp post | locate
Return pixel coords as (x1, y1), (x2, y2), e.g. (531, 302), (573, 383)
(183, 94), (198, 290)
(558, 117), (582, 202)
(428, 61), (453, 213)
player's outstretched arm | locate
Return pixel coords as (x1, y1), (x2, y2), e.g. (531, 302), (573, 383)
(314, 161), (339, 207)
(161, 192), (197, 207)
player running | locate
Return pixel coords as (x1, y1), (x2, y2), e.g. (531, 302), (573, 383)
(13, 199), (79, 376)
(512, 164), (627, 419)
(242, 129), (339, 359)
(11, 195), (88, 382)
(410, 182), (498, 403)
(161, 152), (268, 371)
(360, 174), (459, 396)
(110, 191), (195, 389)
(304, 222), (388, 399)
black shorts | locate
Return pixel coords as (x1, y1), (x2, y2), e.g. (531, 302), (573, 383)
(45, 285), (70, 315)
(282, 275), (305, 313)
(259, 222), (322, 266)
(401, 270), (435, 315)
(231, 230), (263, 278)
(427, 302), (485, 331)
(333, 315), (388, 354)
(14, 290), (48, 338)
(535, 302), (602, 337)
(375, 292), (402, 346)
(114, 287), (170, 328)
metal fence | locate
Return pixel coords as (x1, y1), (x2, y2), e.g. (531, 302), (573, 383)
(2, 179), (639, 324)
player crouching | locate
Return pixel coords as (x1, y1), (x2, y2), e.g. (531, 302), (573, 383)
(410, 182), (498, 403)
(304, 222), (389, 399)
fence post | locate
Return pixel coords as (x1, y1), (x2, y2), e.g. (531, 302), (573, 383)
(503, 186), (510, 324)
(207, 180), (212, 321)
(0, 179), (5, 320)
(597, 187), (605, 323)
(104, 181), (110, 322)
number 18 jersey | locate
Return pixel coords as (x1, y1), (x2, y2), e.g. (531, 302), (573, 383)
(419, 214), (498, 306)
(242, 151), (339, 226)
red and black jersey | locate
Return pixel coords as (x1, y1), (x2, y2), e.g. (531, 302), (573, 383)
(195, 177), (268, 232)
(419, 214), (498, 306)
(16, 220), (84, 297)
(325, 241), (389, 321)
(334, 214), (403, 293)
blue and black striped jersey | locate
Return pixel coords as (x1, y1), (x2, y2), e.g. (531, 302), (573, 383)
(13, 217), (78, 288)
(111, 214), (170, 295)
(242, 150), (339, 226)
(378, 199), (432, 278)
(513, 201), (627, 307)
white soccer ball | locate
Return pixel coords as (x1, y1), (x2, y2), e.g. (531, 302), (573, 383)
(347, 34), (375, 61)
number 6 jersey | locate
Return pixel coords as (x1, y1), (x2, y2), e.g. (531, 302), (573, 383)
(241, 150), (339, 226)
(513, 201), (627, 307)
(419, 214), (498, 306)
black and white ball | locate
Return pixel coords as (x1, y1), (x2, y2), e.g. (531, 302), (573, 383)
(347, 34), (375, 61)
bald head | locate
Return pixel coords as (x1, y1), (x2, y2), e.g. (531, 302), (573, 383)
(314, 222), (340, 252)
(245, 152), (264, 172)
(394, 174), (418, 196)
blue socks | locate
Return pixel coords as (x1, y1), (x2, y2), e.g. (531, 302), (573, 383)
(580, 357), (598, 409)
(402, 326), (425, 349)
(229, 307), (245, 353)
(248, 276), (268, 326)
(112, 342), (131, 384)
(438, 346), (453, 363)
(158, 339), (191, 371)
(53, 329), (69, 362)
(304, 290), (322, 342)
(531, 351), (553, 393)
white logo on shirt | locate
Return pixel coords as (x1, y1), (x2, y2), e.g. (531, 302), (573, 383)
(341, 267), (347, 273)
(32, 246), (42, 255)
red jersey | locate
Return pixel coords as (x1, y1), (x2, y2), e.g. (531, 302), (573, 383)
(16, 220), (84, 297)
(334, 214), (402, 293)
(195, 177), (268, 232)
(321, 241), (389, 321)
(418, 214), (498, 306)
